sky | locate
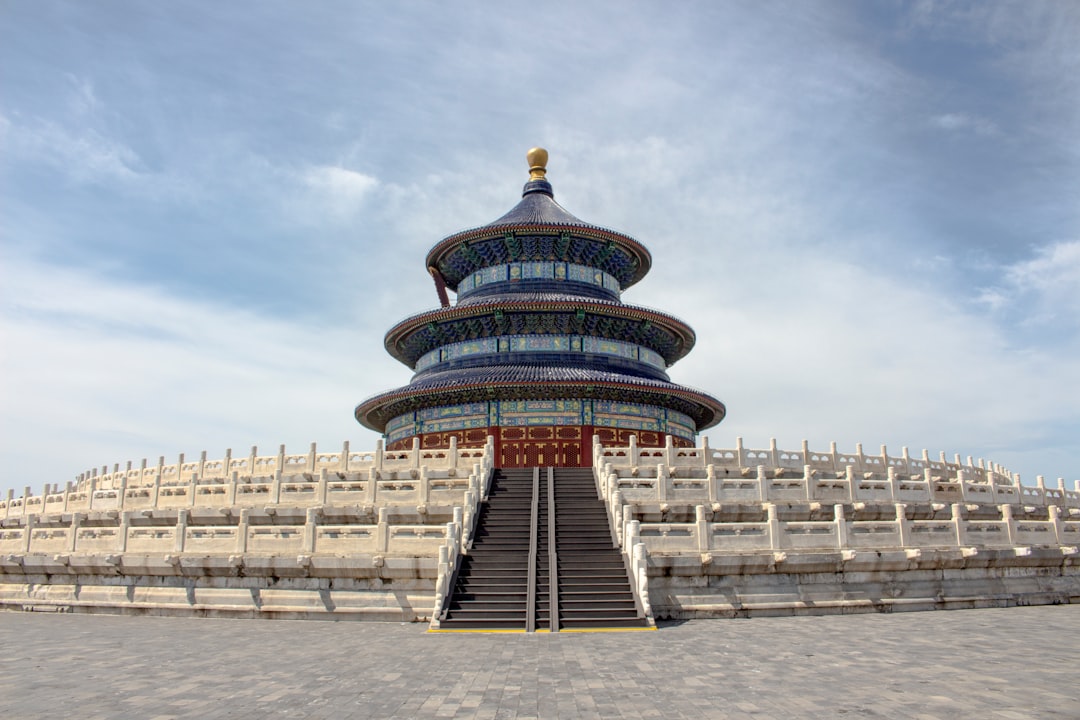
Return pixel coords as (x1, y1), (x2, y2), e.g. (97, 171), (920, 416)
(1, 1), (1078, 495)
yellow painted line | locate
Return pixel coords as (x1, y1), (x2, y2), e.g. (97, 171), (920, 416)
(428, 626), (657, 634)
(559, 626), (658, 633)
(427, 628), (527, 633)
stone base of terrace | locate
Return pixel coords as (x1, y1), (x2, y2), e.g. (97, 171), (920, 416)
(0, 560), (438, 621)
(647, 547), (1080, 618)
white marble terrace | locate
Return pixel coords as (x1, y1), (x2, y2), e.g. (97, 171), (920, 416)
(0, 438), (495, 619)
(593, 437), (1080, 575)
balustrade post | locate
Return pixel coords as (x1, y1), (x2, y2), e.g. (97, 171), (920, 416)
(855, 443), (865, 474)
(276, 445), (286, 475)
(664, 434), (674, 465)
(68, 513), (82, 552)
(23, 514), (34, 552)
(737, 436), (746, 467)
(629, 434), (639, 470)
(118, 511), (131, 552)
(304, 508), (318, 553)
(829, 441), (839, 473)
(706, 464), (717, 503)
(151, 473), (161, 510)
(695, 505), (709, 552)
(951, 504), (965, 547)
(188, 472), (197, 507)
(896, 504), (910, 547)
(700, 435), (709, 467)
(318, 468), (329, 505)
(5, 488), (13, 520)
(757, 465), (767, 503)
(365, 468), (378, 505)
(1001, 504), (1017, 546)
(227, 471), (238, 506)
(308, 442), (317, 473)
(845, 466), (856, 503)
(199, 451), (207, 479)
(801, 439), (810, 468)
(118, 475), (128, 511)
(237, 508), (250, 553)
(902, 446), (912, 475)
(834, 504), (847, 549)
(376, 507), (390, 553)
(411, 437), (421, 468)
(87, 479), (97, 511)
(612, 491), (624, 544)
(769, 437), (779, 467)
(270, 469), (282, 505)
(765, 503), (780, 550)
(342, 440), (351, 473)
(175, 509), (188, 553)
(886, 467), (898, 502)
(1048, 505), (1064, 545)
(803, 465), (813, 502)
(656, 464), (668, 502)
(375, 439), (384, 470)
(625, 519), (640, 551)
(449, 436), (459, 467)
(419, 466), (431, 504)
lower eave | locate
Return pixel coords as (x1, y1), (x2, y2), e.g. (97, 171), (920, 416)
(355, 379), (725, 435)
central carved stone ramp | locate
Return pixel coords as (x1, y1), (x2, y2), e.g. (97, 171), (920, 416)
(551, 467), (649, 630)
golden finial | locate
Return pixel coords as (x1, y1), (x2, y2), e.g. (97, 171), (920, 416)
(527, 147), (548, 180)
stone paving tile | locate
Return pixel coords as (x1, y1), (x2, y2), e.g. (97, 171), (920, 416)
(0, 605), (1078, 718)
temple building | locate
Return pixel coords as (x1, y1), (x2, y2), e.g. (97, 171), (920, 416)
(1, 149), (1073, 625)
(355, 149), (725, 468)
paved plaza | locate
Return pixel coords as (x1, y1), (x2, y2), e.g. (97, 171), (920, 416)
(0, 605), (1077, 719)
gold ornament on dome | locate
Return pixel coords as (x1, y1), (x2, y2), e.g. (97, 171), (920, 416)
(527, 147), (548, 180)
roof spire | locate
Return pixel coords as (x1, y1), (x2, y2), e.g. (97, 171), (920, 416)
(527, 147), (548, 180)
(522, 147), (553, 197)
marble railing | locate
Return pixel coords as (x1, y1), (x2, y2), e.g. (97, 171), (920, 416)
(1, 438), (496, 521)
(593, 438), (1080, 510)
(597, 464), (1080, 510)
(594, 436), (1051, 486)
(0, 506), (463, 559)
(618, 503), (1079, 556)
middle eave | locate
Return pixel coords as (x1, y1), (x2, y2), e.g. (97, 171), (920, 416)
(384, 299), (697, 368)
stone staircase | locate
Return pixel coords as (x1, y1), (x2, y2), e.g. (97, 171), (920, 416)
(438, 467), (648, 631)
(552, 467), (646, 629)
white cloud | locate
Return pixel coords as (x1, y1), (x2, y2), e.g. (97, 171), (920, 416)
(3, 113), (143, 184)
(975, 240), (1080, 326)
(300, 165), (379, 220)
(0, 253), (386, 491)
(931, 112), (998, 136)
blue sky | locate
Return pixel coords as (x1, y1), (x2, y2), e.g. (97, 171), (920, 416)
(1, 1), (1077, 494)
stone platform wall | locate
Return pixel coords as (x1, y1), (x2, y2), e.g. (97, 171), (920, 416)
(594, 437), (1080, 618)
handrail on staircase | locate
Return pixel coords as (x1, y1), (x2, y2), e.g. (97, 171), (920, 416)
(547, 466), (559, 632)
(525, 466), (539, 633)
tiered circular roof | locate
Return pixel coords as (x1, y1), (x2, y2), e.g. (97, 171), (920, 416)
(355, 149), (725, 435)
